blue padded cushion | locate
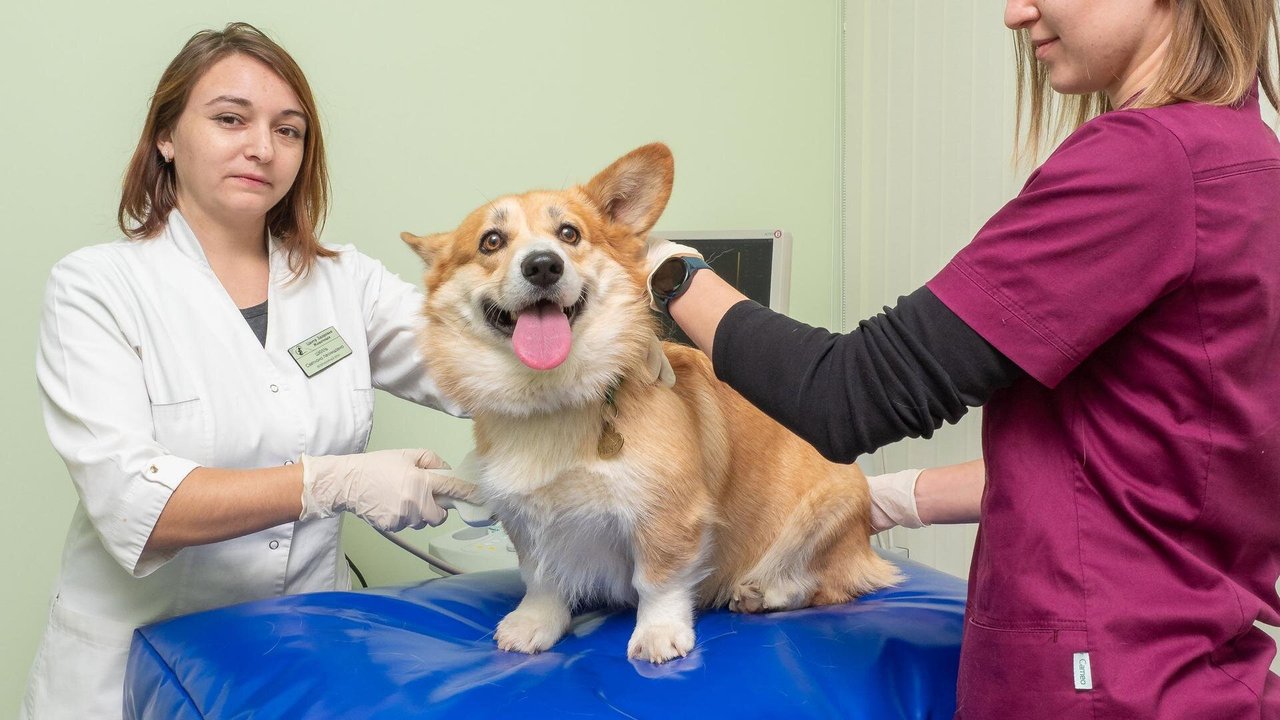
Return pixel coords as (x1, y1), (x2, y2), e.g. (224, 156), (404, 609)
(126, 550), (964, 719)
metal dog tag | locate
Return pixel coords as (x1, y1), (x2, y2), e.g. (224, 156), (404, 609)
(598, 422), (624, 459)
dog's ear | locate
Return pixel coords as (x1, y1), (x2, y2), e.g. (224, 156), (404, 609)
(401, 231), (446, 267)
(583, 143), (674, 236)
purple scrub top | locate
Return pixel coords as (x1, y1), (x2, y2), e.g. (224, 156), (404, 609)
(929, 88), (1280, 719)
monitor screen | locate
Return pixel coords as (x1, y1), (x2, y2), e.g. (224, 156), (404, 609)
(649, 229), (792, 345)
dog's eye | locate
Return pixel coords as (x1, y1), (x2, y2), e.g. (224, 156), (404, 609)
(558, 224), (581, 245)
(479, 231), (506, 254)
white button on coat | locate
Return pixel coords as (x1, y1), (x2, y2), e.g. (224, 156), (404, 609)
(22, 211), (460, 719)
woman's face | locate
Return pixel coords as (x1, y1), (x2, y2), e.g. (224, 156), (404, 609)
(1004, 0), (1174, 105)
(158, 53), (307, 232)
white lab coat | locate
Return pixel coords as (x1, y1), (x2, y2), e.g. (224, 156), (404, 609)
(21, 211), (457, 719)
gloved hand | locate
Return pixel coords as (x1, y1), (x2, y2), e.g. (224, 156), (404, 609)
(429, 451), (497, 527)
(867, 468), (927, 533)
(645, 334), (676, 387)
(300, 449), (453, 532)
(644, 235), (703, 312)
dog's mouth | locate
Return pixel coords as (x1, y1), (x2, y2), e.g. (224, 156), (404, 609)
(482, 292), (587, 371)
(481, 294), (587, 336)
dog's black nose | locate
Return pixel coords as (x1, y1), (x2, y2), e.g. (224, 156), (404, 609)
(521, 251), (563, 288)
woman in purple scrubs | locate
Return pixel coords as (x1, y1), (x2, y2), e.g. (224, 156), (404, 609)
(648, 1), (1280, 717)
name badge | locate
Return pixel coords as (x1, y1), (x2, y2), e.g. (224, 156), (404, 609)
(288, 326), (352, 377)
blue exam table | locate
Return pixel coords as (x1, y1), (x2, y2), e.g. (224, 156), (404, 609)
(125, 550), (966, 719)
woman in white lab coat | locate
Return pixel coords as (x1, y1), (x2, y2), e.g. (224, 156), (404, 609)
(22, 23), (466, 718)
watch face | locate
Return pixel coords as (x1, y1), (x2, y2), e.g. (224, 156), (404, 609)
(651, 256), (686, 296)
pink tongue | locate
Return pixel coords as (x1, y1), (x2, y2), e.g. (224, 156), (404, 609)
(512, 300), (572, 370)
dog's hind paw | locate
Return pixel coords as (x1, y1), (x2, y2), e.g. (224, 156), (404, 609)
(729, 582), (766, 613)
(495, 610), (568, 654)
(627, 622), (695, 664)
(730, 578), (810, 613)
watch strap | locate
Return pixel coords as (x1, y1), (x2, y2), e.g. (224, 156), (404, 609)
(654, 256), (710, 315)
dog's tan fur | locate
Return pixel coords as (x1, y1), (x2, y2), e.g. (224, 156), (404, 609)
(404, 143), (899, 663)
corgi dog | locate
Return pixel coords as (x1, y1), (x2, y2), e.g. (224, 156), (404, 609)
(402, 143), (899, 663)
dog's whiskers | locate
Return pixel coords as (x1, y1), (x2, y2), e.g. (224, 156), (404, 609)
(482, 302), (507, 327)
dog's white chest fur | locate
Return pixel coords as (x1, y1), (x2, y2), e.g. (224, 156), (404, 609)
(504, 497), (639, 608)
(476, 412), (653, 607)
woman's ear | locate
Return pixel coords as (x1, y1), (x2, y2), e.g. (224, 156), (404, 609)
(156, 131), (174, 163)
(583, 143), (674, 237)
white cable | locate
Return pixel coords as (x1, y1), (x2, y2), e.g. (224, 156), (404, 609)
(376, 528), (465, 576)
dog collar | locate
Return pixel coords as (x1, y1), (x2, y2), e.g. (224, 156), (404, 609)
(599, 381), (624, 459)
(598, 336), (675, 459)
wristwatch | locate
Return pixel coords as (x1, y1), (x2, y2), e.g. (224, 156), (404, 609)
(650, 256), (711, 315)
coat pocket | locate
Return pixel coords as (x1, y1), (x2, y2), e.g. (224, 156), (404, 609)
(351, 387), (375, 453)
(23, 598), (137, 719)
(150, 396), (212, 463)
(956, 616), (1095, 720)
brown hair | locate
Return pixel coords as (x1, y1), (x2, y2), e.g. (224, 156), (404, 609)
(118, 22), (334, 276)
(1013, 0), (1280, 164)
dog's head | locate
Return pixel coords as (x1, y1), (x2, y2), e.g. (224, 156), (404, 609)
(403, 143), (674, 417)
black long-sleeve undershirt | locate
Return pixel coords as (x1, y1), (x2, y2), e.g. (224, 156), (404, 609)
(710, 287), (1022, 464)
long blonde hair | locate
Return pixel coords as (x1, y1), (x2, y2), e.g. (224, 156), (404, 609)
(1014, 0), (1280, 164)
(118, 22), (335, 276)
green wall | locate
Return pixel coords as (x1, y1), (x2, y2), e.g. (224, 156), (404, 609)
(0, 1), (843, 710)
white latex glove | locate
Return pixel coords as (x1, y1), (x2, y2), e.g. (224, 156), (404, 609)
(429, 451), (497, 527)
(645, 335), (676, 388)
(644, 235), (704, 312)
(868, 468), (927, 533)
(300, 449), (453, 532)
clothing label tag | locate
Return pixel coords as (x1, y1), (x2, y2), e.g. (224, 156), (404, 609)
(1073, 652), (1093, 691)
(288, 326), (352, 378)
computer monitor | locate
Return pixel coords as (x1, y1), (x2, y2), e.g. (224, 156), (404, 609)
(649, 229), (792, 345)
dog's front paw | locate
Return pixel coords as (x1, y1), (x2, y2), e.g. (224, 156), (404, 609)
(495, 610), (568, 654)
(627, 622), (695, 663)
